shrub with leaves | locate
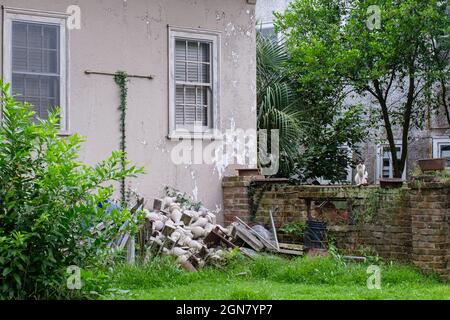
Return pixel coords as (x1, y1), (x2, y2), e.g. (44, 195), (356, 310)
(0, 82), (144, 299)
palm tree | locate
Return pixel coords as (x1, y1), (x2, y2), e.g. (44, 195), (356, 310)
(257, 33), (303, 176)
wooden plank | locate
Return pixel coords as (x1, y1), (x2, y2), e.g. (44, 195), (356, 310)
(126, 237), (135, 265)
(342, 255), (367, 262)
(235, 217), (278, 251)
(278, 248), (303, 256)
(278, 243), (304, 251)
(269, 209), (280, 251)
(204, 227), (237, 248)
(234, 224), (264, 251)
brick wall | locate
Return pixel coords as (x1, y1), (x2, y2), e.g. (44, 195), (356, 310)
(328, 188), (412, 262)
(222, 176), (449, 281)
(409, 181), (449, 280)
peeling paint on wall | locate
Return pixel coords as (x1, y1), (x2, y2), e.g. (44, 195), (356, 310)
(190, 169), (199, 201)
(1, 0), (257, 214)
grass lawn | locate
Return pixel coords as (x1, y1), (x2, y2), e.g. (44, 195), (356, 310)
(100, 254), (450, 300)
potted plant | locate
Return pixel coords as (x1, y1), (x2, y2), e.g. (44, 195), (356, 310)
(417, 158), (447, 172)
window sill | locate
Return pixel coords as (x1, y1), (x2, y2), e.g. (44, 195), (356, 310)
(58, 131), (71, 137)
(167, 131), (223, 141)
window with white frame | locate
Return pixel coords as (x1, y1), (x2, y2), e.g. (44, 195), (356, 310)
(433, 138), (450, 168)
(3, 8), (68, 131)
(168, 26), (219, 139)
(376, 143), (406, 180)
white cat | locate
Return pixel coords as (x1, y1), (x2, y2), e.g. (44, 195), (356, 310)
(355, 163), (368, 186)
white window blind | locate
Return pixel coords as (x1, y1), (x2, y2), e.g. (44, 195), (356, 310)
(376, 144), (405, 180)
(381, 145), (401, 178)
(11, 21), (60, 121)
(174, 39), (212, 128)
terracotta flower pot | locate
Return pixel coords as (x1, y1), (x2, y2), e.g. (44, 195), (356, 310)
(417, 158), (447, 172)
(379, 178), (403, 189)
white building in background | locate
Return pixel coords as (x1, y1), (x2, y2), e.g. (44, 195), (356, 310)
(256, 0), (292, 40)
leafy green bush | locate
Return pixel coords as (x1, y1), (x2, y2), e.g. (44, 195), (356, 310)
(279, 221), (306, 238)
(110, 257), (185, 290)
(0, 82), (144, 299)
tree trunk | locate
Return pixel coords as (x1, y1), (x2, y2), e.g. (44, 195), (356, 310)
(398, 74), (416, 178)
(440, 79), (450, 127)
(373, 80), (402, 178)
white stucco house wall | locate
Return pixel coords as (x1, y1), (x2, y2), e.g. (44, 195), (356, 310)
(0, 0), (258, 222)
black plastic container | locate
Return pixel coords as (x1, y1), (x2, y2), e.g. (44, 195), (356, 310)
(304, 220), (327, 249)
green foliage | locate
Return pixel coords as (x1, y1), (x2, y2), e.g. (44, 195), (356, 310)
(247, 180), (272, 222)
(279, 221), (306, 238)
(0, 82), (144, 299)
(275, 0), (449, 178)
(290, 104), (366, 183)
(352, 188), (383, 224)
(271, 1), (367, 182)
(114, 71), (129, 206)
(257, 24), (366, 181)
(105, 255), (447, 300)
(256, 33), (304, 176)
(111, 256), (185, 290)
(412, 168), (450, 182)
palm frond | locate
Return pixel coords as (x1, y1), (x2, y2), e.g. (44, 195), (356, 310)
(256, 34), (305, 176)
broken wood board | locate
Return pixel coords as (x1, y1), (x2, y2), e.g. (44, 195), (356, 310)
(234, 217), (278, 252)
(204, 227), (236, 249)
(342, 255), (367, 262)
(269, 209), (280, 251)
(233, 224), (264, 251)
(278, 243), (304, 251)
(277, 248), (303, 256)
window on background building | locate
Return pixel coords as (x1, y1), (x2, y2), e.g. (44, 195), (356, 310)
(433, 138), (450, 168)
(257, 22), (278, 42)
(168, 27), (219, 139)
(376, 143), (406, 180)
(3, 8), (68, 132)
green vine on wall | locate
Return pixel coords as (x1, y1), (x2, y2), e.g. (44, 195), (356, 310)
(247, 180), (272, 222)
(114, 71), (129, 206)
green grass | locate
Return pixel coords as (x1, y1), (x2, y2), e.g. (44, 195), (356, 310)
(100, 255), (449, 300)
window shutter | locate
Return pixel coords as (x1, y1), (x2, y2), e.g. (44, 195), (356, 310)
(11, 22), (60, 121)
(174, 38), (212, 129)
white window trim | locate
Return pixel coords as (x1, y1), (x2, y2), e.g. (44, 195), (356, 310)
(432, 137), (450, 167)
(2, 7), (70, 133)
(375, 141), (406, 181)
(168, 25), (220, 140)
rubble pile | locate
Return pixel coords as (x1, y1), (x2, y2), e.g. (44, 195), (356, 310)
(142, 189), (304, 271)
(143, 191), (239, 271)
